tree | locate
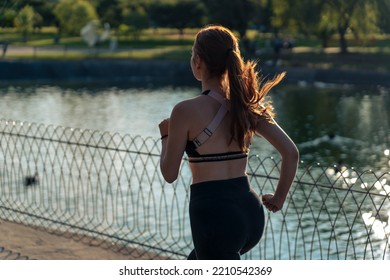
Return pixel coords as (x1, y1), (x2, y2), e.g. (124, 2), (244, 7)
(269, 0), (388, 53)
(148, 2), (172, 29)
(295, 0), (335, 49)
(0, 8), (17, 27)
(323, 0), (390, 53)
(325, 0), (364, 54)
(169, 0), (206, 35)
(93, 0), (122, 29)
(34, 1), (57, 28)
(254, 0), (273, 32)
(267, 0), (329, 51)
(0, 0), (57, 28)
(375, 0), (390, 34)
(269, 0), (290, 34)
(14, 5), (35, 42)
(149, 0), (205, 35)
(53, 0), (98, 35)
(201, 0), (257, 39)
(123, 6), (150, 40)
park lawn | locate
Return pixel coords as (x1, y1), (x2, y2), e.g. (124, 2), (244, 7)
(0, 27), (195, 47)
(1, 27), (390, 72)
(271, 47), (390, 72)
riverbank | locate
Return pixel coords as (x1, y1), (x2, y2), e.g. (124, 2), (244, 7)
(1, 59), (390, 87)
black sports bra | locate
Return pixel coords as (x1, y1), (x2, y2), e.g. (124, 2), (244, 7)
(185, 90), (248, 163)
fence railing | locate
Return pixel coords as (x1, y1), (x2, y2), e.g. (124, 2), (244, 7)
(0, 245), (31, 260)
(0, 119), (389, 259)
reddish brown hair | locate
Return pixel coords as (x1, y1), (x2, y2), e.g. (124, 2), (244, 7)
(193, 25), (285, 151)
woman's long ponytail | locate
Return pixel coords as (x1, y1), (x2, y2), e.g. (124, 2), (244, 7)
(194, 25), (286, 152)
(227, 49), (285, 151)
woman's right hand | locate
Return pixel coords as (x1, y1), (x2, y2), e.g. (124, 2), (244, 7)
(159, 118), (170, 137)
(262, 194), (284, 213)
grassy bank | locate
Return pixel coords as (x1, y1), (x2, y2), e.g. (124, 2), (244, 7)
(1, 27), (390, 72)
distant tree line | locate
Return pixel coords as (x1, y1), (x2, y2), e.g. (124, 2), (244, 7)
(1, 0), (390, 53)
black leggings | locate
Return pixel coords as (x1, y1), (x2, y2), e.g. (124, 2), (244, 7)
(188, 176), (265, 260)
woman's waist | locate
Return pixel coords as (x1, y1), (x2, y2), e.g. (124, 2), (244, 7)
(190, 163), (247, 185)
(190, 175), (251, 194)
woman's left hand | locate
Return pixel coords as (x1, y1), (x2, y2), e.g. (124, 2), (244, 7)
(159, 118), (170, 137)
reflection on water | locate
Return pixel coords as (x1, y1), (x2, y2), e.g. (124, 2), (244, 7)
(272, 85), (389, 170)
(0, 83), (388, 170)
(0, 85), (197, 137)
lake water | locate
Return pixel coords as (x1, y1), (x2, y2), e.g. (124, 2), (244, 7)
(0, 83), (389, 171)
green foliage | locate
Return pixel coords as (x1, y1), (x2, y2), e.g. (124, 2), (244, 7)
(0, 8), (17, 27)
(123, 7), (150, 40)
(118, 24), (130, 38)
(53, 0), (99, 35)
(376, 0), (390, 33)
(14, 5), (35, 41)
(94, 0), (122, 28)
(149, 0), (205, 35)
(2, 0), (57, 27)
(201, 0), (257, 38)
(268, 0), (388, 53)
(3, 0), (390, 57)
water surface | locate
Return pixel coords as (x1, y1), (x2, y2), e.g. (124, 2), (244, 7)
(1, 83), (388, 170)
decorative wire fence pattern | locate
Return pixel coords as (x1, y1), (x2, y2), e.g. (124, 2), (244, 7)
(0, 246), (31, 260)
(0, 119), (389, 260)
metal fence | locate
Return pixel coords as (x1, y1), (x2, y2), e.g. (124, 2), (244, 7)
(0, 119), (389, 259)
(0, 245), (31, 260)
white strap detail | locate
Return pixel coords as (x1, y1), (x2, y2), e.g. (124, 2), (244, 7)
(207, 91), (227, 105)
(192, 91), (230, 148)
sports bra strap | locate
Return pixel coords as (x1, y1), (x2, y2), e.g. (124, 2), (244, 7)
(191, 91), (229, 148)
(207, 91), (228, 105)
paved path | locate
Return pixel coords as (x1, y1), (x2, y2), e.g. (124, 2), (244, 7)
(0, 220), (164, 260)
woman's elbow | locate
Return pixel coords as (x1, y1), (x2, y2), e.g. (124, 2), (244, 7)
(163, 173), (178, 184)
(289, 145), (300, 162)
(160, 164), (179, 183)
(282, 144), (299, 162)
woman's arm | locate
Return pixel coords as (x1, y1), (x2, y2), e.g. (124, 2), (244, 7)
(159, 102), (189, 183)
(255, 118), (299, 212)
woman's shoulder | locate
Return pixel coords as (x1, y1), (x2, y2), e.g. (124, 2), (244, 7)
(172, 95), (205, 114)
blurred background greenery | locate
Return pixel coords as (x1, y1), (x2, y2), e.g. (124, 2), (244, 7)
(0, 0), (389, 70)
